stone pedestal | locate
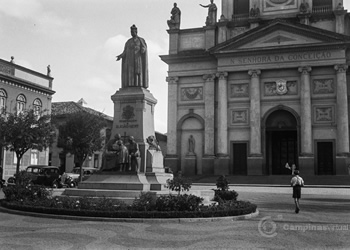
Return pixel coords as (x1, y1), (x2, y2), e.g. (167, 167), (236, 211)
(183, 153), (197, 176)
(145, 149), (173, 190)
(64, 87), (174, 200)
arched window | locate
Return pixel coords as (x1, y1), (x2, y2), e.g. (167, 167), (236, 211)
(16, 94), (26, 114)
(0, 89), (7, 113)
(33, 98), (42, 116)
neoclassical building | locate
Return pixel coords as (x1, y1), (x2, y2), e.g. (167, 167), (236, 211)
(161, 0), (350, 176)
(0, 57), (54, 180)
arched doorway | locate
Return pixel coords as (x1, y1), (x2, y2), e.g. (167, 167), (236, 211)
(177, 114), (204, 176)
(265, 109), (299, 175)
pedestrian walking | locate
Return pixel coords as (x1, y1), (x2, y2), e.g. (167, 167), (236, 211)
(291, 170), (304, 213)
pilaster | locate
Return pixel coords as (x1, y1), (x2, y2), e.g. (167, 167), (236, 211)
(334, 64), (349, 155)
(203, 74), (216, 156)
(248, 69), (262, 156)
(216, 72), (228, 156)
(298, 66), (313, 156)
(165, 76), (179, 156)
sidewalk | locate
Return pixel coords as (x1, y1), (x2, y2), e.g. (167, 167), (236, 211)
(190, 174), (350, 187)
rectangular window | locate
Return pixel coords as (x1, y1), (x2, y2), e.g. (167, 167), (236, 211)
(31, 150), (39, 165)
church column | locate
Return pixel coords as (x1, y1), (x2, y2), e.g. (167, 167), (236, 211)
(216, 72), (228, 156)
(203, 74), (215, 156)
(334, 64), (349, 155)
(298, 66), (313, 156)
(248, 69), (262, 156)
(164, 76), (179, 172)
(202, 74), (215, 174)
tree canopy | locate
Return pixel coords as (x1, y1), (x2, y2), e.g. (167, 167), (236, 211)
(0, 109), (55, 175)
(54, 111), (106, 181)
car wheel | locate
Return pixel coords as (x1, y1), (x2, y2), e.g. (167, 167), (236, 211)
(69, 181), (76, 188)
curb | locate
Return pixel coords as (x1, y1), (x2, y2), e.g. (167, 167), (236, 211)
(193, 183), (350, 188)
(0, 205), (259, 223)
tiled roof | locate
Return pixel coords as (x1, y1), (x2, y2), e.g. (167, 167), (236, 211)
(52, 101), (113, 121)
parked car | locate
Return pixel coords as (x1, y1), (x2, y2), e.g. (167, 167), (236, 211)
(7, 165), (61, 187)
(26, 165), (61, 187)
(66, 167), (98, 182)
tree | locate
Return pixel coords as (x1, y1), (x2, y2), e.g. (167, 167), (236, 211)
(55, 111), (106, 182)
(0, 109), (55, 175)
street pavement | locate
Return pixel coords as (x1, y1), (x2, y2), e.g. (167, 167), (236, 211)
(0, 185), (349, 250)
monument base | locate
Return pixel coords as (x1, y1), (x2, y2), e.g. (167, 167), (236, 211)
(73, 172), (150, 191)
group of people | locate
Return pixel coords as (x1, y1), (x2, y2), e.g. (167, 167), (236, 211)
(102, 134), (140, 172)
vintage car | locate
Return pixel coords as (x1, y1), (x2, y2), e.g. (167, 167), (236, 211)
(25, 165), (61, 187)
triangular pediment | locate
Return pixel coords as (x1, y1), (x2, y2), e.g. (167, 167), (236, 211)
(238, 30), (321, 49)
(210, 20), (350, 53)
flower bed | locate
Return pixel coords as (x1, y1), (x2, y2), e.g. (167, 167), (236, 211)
(0, 174), (257, 219)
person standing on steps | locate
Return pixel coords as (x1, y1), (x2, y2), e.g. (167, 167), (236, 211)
(291, 170), (304, 213)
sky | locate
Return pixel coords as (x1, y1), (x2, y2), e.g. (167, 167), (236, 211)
(0, 0), (349, 134)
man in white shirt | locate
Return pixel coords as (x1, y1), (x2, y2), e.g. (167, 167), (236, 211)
(291, 170), (304, 213)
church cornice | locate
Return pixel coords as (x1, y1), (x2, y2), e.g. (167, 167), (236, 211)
(160, 51), (215, 64)
(213, 43), (349, 58)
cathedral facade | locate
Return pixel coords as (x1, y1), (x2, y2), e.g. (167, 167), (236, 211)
(161, 0), (350, 177)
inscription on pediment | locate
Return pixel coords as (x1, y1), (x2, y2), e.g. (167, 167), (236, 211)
(313, 79), (334, 94)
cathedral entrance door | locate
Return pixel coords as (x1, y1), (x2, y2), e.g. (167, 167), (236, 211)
(265, 109), (298, 175)
(267, 130), (298, 175)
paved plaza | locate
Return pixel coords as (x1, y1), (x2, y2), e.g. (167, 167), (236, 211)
(0, 185), (349, 250)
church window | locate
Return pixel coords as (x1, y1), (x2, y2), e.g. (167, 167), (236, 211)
(33, 98), (42, 117)
(0, 89), (7, 113)
(16, 94), (26, 114)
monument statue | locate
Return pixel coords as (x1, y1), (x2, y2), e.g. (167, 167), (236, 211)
(200, 0), (217, 26)
(299, 0), (310, 13)
(146, 135), (161, 151)
(167, 3), (181, 30)
(128, 136), (140, 172)
(101, 133), (121, 171)
(188, 135), (195, 154)
(249, 4), (260, 18)
(116, 24), (149, 89)
(116, 139), (129, 172)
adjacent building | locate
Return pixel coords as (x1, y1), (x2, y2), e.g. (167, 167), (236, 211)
(50, 100), (114, 174)
(0, 57), (55, 180)
(161, 0), (350, 176)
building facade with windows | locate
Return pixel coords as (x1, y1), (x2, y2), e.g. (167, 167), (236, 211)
(50, 100), (113, 174)
(0, 58), (54, 180)
(161, 0), (350, 177)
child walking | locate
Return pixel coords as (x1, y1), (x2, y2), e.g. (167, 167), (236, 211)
(291, 170), (304, 213)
